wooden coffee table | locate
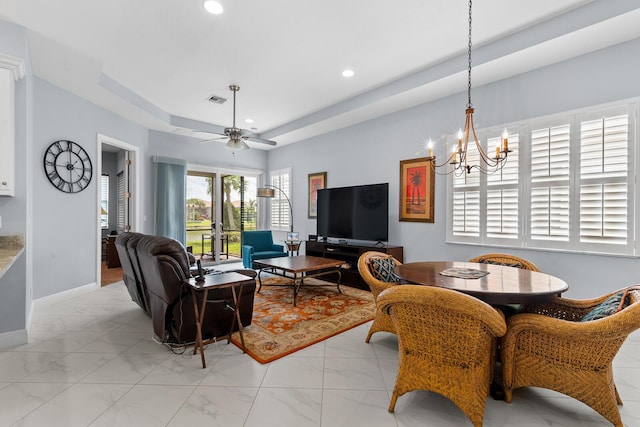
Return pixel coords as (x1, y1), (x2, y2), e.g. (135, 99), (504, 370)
(254, 255), (345, 306)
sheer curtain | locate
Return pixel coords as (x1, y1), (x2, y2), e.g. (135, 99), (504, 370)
(151, 156), (186, 243)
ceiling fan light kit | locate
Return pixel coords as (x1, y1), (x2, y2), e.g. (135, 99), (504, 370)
(226, 137), (249, 151)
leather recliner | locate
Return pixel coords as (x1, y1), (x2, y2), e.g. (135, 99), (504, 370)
(116, 232), (256, 344)
(115, 232), (150, 314)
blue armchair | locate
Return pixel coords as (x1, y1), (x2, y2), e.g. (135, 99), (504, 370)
(241, 230), (288, 268)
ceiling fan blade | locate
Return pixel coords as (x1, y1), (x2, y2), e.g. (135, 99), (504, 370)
(197, 135), (228, 144)
(239, 128), (277, 146)
(245, 136), (277, 146)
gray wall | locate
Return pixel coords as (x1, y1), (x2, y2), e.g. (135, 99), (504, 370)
(267, 37), (640, 299)
(31, 79), (268, 300)
(32, 77), (150, 298)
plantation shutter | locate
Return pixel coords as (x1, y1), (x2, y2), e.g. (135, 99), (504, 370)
(117, 172), (125, 231)
(452, 191), (480, 236)
(452, 143), (480, 237)
(487, 133), (518, 239)
(100, 175), (109, 229)
(530, 124), (570, 241)
(579, 112), (628, 245)
(270, 170), (291, 230)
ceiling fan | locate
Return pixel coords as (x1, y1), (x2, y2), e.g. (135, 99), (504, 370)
(199, 85), (277, 151)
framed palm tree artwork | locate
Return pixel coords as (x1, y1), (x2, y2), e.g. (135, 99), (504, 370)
(308, 171), (327, 218)
(399, 157), (435, 222)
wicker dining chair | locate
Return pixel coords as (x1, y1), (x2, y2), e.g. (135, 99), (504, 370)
(357, 251), (403, 342)
(468, 253), (540, 272)
(378, 285), (507, 427)
(500, 286), (640, 427)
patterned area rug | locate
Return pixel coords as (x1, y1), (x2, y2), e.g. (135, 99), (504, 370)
(231, 276), (374, 364)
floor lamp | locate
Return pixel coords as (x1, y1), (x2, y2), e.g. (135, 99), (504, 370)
(257, 184), (293, 233)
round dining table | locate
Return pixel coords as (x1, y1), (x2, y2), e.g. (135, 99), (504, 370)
(395, 261), (568, 305)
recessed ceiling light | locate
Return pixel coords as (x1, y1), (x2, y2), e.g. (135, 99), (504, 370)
(245, 118), (254, 123)
(342, 69), (355, 78)
(203, 0), (223, 15)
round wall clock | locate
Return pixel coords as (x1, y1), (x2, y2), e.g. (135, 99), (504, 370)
(43, 140), (93, 193)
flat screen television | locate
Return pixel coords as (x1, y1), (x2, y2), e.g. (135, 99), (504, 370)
(317, 183), (389, 243)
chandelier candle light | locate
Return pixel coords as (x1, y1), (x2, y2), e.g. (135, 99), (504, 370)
(431, 0), (511, 175)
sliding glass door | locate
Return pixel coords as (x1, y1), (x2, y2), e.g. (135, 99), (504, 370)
(186, 171), (216, 260)
(186, 171), (258, 264)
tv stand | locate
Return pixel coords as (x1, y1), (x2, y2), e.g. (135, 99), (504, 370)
(305, 241), (404, 291)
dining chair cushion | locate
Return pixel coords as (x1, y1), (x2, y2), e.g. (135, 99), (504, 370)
(580, 290), (627, 322)
(370, 257), (402, 283)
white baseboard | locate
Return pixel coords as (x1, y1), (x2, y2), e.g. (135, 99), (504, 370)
(1, 282), (100, 349)
(33, 282), (99, 309)
(0, 328), (28, 349)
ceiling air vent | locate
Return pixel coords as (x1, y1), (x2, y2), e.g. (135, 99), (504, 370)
(207, 94), (227, 104)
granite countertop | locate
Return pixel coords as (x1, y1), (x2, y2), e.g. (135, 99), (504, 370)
(0, 235), (24, 279)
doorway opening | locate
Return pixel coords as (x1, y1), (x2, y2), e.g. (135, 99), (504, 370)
(97, 134), (139, 287)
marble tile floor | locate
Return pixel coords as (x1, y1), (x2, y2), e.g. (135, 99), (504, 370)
(1, 279), (639, 427)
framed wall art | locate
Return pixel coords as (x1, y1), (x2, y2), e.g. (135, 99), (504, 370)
(399, 157), (435, 222)
(308, 171), (327, 218)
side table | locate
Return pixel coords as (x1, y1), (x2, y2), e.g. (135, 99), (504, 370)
(201, 232), (230, 259)
(285, 240), (301, 256)
(184, 271), (250, 368)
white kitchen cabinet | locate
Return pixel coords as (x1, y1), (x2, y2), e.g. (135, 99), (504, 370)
(0, 56), (25, 197)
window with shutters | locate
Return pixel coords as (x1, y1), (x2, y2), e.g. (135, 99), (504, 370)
(269, 168), (291, 231)
(447, 100), (637, 256)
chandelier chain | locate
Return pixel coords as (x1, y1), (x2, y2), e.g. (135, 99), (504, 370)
(467, 0), (473, 108)
(429, 0), (511, 175)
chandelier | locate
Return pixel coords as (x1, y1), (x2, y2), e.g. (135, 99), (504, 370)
(431, 0), (511, 175)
